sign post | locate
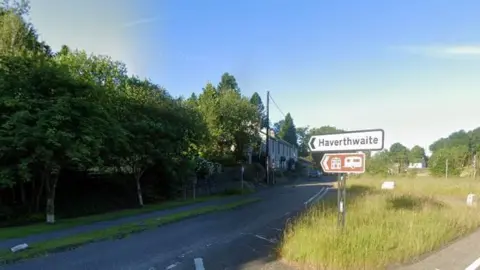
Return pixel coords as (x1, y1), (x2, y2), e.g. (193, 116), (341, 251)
(311, 129), (385, 229)
(321, 152), (366, 229)
(337, 173), (347, 228)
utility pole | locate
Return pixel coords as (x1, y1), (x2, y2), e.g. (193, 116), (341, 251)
(445, 159), (449, 179)
(474, 154), (477, 180)
(265, 91), (270, 185)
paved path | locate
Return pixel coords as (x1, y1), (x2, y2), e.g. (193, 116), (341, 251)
(396, 228), (480, 270)
(0, 181), (292, 250)
(0, 178), (333, 270)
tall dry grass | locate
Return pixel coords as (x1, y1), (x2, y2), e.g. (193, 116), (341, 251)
(280, 176), (480, 270)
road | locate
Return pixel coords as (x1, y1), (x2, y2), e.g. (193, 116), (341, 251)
(396, 228), (480, 270)
(0, 195), (264, 250)
(1, 178), (333, 270)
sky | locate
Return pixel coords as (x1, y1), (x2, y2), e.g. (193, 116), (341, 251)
(29, 0), (480, 154)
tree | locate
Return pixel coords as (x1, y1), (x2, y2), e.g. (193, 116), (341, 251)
(296, 126), (309, 157)
(273, 120), (284, 135)
(429, 146), (469, 177)
(197, 77), (258, 162)
(54, 49), (128, 93)
(366, 150), (392, 176)
(1, 0), (30, 15)
(0, 1), (51, 57)
(249, 92), (267, 128)
(278, 113), (297, 146)
(389, 142), (410, 172)
(429, 130), (470, 153)
(409, 145), (426, 163)
(0, 55), (114, 223)
(217, 72), (240, 94)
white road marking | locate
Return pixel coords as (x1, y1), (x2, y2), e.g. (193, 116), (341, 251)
(304, 187), (329, 206)
(165, 262), (178, 269)
(254, 234), (276, 244)
(179, 250), (193, 258)
(194, 258), (205, 270)
(466, 257), (480, 270)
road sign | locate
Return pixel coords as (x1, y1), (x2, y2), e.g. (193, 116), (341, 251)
(309, 129), (384, 152)
(320, 152), (366, 174)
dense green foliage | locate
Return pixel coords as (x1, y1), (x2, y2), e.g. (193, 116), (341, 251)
(1, 0), (476, 227)
(428, 128), (480, 177)
(295, 125), (479, 177)
(0, 2), (275, 225)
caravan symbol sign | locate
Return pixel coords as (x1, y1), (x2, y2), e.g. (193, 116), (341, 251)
(309, 129), (384, 152)
(321, 153), (366, 174)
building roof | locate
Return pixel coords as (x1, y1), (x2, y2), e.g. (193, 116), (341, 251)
(259, 129), (297, 149)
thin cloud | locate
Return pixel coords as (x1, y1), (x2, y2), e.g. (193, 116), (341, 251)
(123, 17), (159, 28)
(441, 46), (480, 55)
(395, 45), (480, 58)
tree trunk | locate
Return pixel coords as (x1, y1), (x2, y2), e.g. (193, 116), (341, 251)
(192, 182), (196, 200)
(45, 167), (59, 224)
(29, 177), (36, 213)
(10, 186), (16, 203)
(135, 169), (145, 207)
(35, 173), (46, 213)
(19, 178), (26, 205)
(192, 175), (197, 200)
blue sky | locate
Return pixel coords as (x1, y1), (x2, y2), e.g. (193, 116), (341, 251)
(30, 0), (480, 153)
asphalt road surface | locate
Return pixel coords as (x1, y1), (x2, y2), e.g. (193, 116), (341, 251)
(396, 228), (480, 270)
(1, 178), (333, 270)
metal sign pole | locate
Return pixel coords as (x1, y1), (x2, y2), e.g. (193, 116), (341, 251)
(342, 173), (347, 227)
(337, 173), (346, 229)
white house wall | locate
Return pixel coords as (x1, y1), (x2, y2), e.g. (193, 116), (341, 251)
(261, 138), (298, 166)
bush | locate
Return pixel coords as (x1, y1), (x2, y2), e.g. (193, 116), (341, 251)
(243, 162), (265, 182)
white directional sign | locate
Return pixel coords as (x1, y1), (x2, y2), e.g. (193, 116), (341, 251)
(309, 129), (384, 152)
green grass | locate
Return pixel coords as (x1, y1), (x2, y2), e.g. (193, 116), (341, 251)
(0, 193), (239, 240)
(280, 176), (480, 270)
(0, 197), (260, 264)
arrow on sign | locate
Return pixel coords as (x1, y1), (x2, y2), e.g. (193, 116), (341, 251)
(320, 152), (366, 174)
(309, 137), (316, 151)
(321, 155), (330, 171)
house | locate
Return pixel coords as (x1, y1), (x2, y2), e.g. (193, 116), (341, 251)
(259, 128), (298, 170)
(408, 161), (427, 169)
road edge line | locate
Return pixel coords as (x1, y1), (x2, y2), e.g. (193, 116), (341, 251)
(304, 187), (328, 206)
(465, 257), (480, 270)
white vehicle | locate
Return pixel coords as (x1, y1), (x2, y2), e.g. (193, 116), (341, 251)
(344, 156), (362, 168)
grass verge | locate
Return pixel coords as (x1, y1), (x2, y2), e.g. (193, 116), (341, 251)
(279, 176), (480, 270)
(0, 197), (260, 264)
(0, 192), (246, 240)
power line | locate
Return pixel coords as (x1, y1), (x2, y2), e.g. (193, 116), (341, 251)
(268, 93), (286, 118)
